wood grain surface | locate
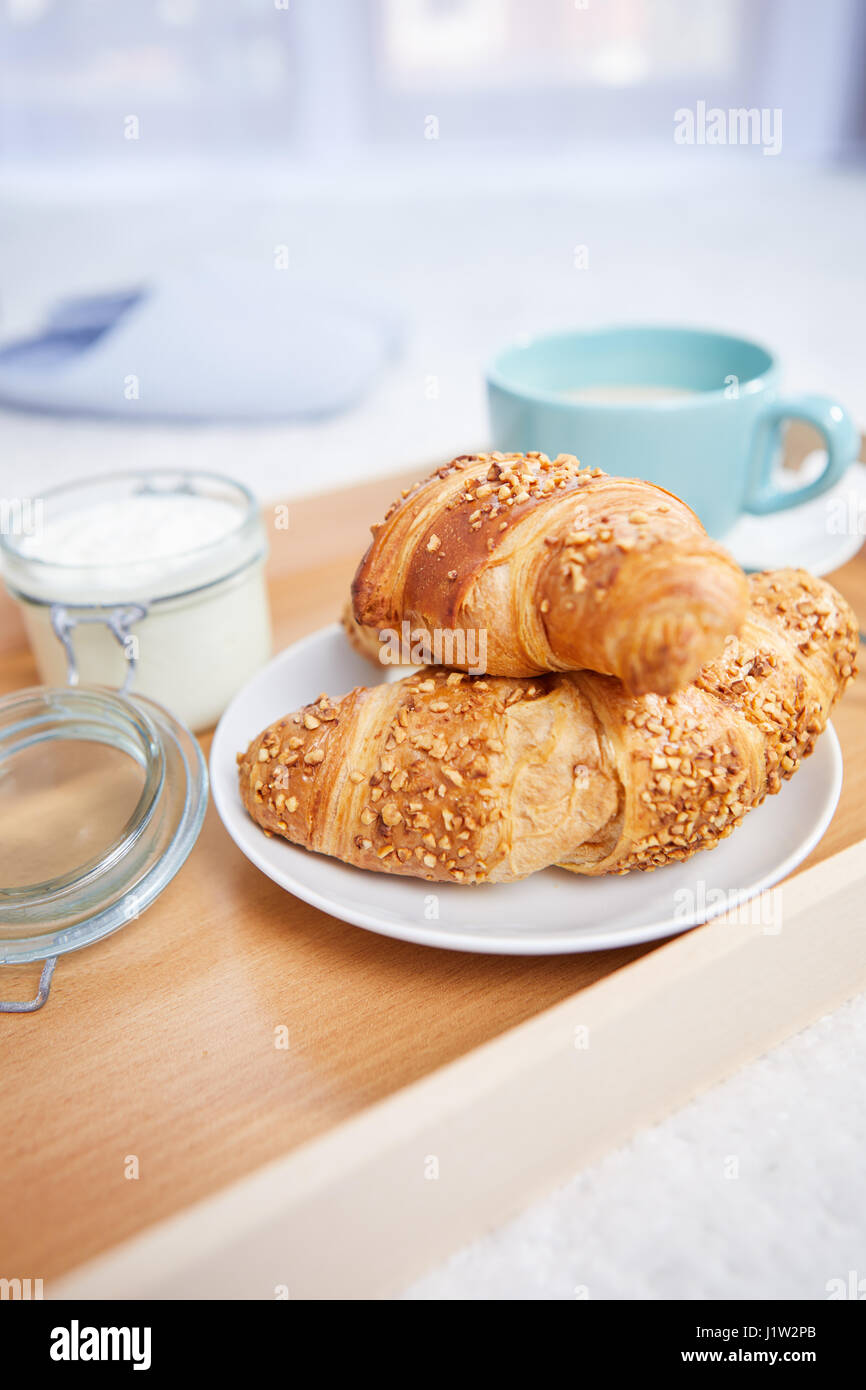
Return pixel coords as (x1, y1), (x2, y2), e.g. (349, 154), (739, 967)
(1, 446), (864, 1286)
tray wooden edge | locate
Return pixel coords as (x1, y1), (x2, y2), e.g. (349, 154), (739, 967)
(53, 837), (866, 1301)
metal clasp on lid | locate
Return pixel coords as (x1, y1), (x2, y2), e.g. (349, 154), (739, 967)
(0, 956), (57, 1013)
(50, 602), (148, 694)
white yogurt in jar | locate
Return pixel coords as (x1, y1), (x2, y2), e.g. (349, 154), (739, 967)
(21, 494), (243, 572)
(1, 473), (272, 732)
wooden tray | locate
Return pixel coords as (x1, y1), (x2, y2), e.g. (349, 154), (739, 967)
(2, 447), (865, 1300)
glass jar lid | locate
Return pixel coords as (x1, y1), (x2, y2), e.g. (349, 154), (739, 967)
(0, 685), (207, 980)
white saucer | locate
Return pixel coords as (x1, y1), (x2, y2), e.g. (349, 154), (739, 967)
(725, 460), (866, 575)
(211, 625), (843, 956)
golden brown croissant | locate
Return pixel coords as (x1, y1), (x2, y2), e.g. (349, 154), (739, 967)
(351, 451), (749, 695)
(341, 597), (388, 666)
(239, 570), (857, 884)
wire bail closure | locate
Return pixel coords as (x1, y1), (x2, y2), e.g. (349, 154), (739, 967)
(50, 601), (148, 694)
(0, 957), (57, 1013)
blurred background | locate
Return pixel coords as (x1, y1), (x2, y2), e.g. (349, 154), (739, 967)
(0, 0), (864, 499)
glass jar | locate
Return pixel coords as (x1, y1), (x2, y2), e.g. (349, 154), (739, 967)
(0, 470), (272, 733)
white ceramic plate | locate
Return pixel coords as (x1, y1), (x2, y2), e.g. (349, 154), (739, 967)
(211, 625), (843, 956)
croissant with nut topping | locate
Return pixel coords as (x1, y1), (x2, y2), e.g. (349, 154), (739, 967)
(239, 569), (857, 884)
(351, 452), (749, 695)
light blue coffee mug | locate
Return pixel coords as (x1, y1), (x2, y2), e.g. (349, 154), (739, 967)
(486, 325), (858, 538)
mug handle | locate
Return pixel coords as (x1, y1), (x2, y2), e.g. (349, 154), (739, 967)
(745, 394), (858, 514)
